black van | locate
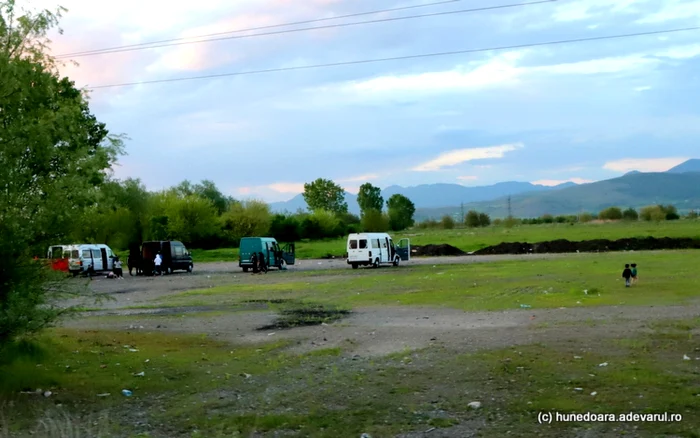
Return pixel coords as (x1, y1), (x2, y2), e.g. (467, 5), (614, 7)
(141, 240), (193, 275)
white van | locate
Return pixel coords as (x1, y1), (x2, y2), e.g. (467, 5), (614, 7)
(48, 244), (117, 276)
(346, 233), (410, 269)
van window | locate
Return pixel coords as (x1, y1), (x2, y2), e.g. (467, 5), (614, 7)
(372, 239), (380, 249)
(50, 247), (62, 259)
(349, 240), (358, 249)
(174, 245), (185, 257)
(82, 250), (91, 258)
(359, 239), (367, 249)
(381, 240), (387, 248)
(71, 250), (79, 258)
(92, 249), (101, 258)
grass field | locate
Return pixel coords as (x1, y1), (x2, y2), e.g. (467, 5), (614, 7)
(2, 319), (699, 437)
(162, 251), (699, 311)
(191, 220), (700, 262)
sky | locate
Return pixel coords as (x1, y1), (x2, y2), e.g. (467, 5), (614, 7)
(25, 0), (700, 202)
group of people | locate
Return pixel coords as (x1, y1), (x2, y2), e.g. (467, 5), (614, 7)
(621, 263), (639, 287)
(250, 251), (269, 274)
(104, 257), (124, 279)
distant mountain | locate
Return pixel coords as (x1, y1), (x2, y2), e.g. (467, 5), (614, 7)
(666, 159), (700, 174)
(415, 172), (700, 219)
(268, 181), (576, 215)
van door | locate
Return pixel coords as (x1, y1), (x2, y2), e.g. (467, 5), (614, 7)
(282, 243), (295, 265)
(91, 248), (103, 271)
(100, 248), (109, 271)
(396, 239), (411, 261)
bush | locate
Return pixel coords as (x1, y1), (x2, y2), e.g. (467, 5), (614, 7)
(687, 210), (699, 219)
(640, 205), (666, 222)
(269, 214), (301, 242)
(465, 211), (490, 228)
(441, 215), (456, 229)
(492, 218), (503, 226)
(417, 219), (440, 229)
(220, 200), (271, 244)
(541, 214), (554, 224)
(361, 209), (390, 232)
(598, 207), (623, 221)
(622, 208), (639, 221)
(578, 213), (593, 223)
(478, 213), (491, 227)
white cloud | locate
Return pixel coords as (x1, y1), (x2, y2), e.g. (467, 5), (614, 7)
(457, 175), (478, 181)
(412, 143), (523, 172)
(602, 157), (689, 172)
(532, 178), (594, 186)
(636, 0), (700, 24)
(634, 86), (652, 92)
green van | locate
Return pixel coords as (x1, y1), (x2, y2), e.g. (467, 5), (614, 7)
(239, 237), (296, 272)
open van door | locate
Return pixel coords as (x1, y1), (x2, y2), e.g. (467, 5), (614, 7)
(282, 243), (296, 265)
(396, 239), (410, 261)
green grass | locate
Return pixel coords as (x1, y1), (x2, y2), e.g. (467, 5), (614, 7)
(160, 250), (700, 311)
(3, 319), (700, 437)
(191, 220), (700, 261)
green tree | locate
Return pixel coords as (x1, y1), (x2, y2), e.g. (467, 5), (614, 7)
(193, 180), (235, 215)
(0, 1), (124, 350)
(465, 210), (481, 228)
(361, 209), (390, 232)
(386, 194), (416, 231)
(302, 178), (348, 214)
(622, 207), (639, 221)
(164, 195), (220, 247)
(478, 212), (491, 227)
(220, 200), (272, 242)
(441, 215), (456, 229)
(687, 210), (699, 219)
(269, 214), (301, 242)
(357, 183), (384, 216)
(640, 205), (666, 222)
(598, 207), (623, 220)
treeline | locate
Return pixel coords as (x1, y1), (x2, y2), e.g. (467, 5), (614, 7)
(68, 178), (417, 250)
(417, 205), (697, 229)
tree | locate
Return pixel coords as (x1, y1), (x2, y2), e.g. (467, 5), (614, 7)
(640, 205), (666, 222)
(478, 213), (491, 227)
(386, 194), (416, 231)
(688, 210), (699, 219)
(598, 207), (623, 220)
(465, 211), (481, 228)
(622, 207), (639, 221)
(302, 178), (348, 214)
(361, 209), (390, 232)
(357, 183), (384, 216)
(220, 200), (272, 243)
(0, 1), (124, 350)
(441, 215), (456, 229)
(269, 214), (301, 242)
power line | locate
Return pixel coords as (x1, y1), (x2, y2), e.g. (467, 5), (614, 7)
(59, 0), (465, 57)
(86, 26), (700, 90)
(57, 0), (557, 59)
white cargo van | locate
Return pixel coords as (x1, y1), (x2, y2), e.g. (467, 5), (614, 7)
(48, 244), (117, 276)
(346, 233), (410, 269)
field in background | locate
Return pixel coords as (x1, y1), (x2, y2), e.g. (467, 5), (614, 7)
(192, 220), (700, 262)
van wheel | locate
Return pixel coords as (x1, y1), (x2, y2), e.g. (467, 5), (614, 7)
(373, 258), (379, 268)
(166, 266), (173, 275)
(187, 264), (193, 273)
(351, 263), (358, 270)
(243, 267), (248, 273)
(393, 257), (400, 267)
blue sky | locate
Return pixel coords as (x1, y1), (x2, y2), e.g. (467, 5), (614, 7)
(35, 0), (700, 202)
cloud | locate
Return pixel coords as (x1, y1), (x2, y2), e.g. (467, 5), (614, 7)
(457, 175), (479, 181)
(412, 143), (524, 172)
(532, 178), (595, 186)
(267, 183), (306, 194)
(634, 86), (652, 92)
(602, 158), (690, 173)
(636, 0), (700, 24)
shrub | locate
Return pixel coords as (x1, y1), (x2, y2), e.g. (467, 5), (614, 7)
(622, 208), (639, 221)
(441, 215), (456, 229)
(598, 207), (623, 221)
(541, 214), (554, 224)
(640, 205), (666, 222)
(687, 210), (699, 219)
(361, 209), (390, 232)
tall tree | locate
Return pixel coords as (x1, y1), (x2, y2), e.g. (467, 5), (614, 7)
(0, 0), (124, 350)
(302, 178), (348, 214)
(357, 183), (384, 216)
(386, 194), (416, 231)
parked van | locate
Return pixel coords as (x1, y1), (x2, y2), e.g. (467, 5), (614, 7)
(48, 244), (117, 276)
(346, 233), (410, 269)
(239, 237), (296, 272)
(140, 240), (193, 275)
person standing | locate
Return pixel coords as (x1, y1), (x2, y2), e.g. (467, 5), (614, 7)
(154, 252), (163, 276)
(631, 263), (638, 285)
(114, 257), (124, 279)
(622, 264), (633, 287)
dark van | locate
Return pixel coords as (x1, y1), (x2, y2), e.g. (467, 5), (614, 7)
(141, 240), (193, 275)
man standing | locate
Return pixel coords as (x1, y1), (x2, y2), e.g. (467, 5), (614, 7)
(154, 252), (163, 276)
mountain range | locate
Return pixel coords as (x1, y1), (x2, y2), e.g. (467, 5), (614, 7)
(269, 159), (700, 219)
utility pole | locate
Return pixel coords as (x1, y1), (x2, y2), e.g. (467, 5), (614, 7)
(460, 202), (465, 225)
(507, 196), (512, 219)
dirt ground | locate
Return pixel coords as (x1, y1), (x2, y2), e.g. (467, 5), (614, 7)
(63, 254), (700, 357)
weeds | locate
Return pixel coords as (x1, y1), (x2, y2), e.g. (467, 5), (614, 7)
(258, 303), (351, 330)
